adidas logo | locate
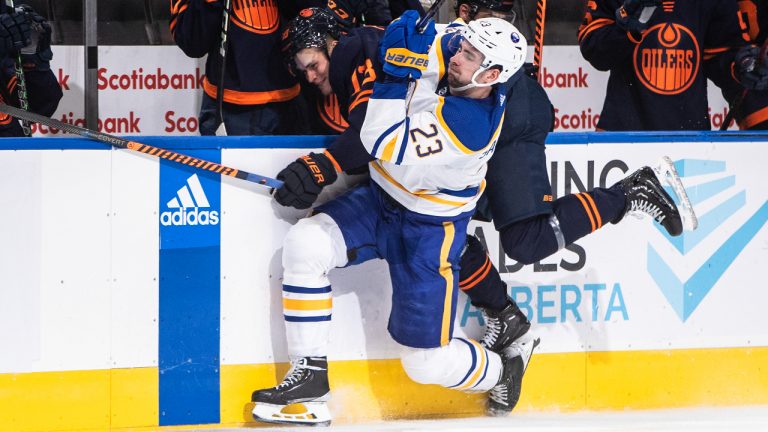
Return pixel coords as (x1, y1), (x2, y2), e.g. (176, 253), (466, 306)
(160, 174), (220, 226)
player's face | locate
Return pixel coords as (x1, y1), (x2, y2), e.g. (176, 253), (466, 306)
(295, 48), (332, 95)
(447, 40), (484, 88)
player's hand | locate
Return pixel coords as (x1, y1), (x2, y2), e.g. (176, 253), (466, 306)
(0, 8), (31, 56)
(380, 10), (435, 79)
(274, 152), (339, 209)
(17, 4), (52, 62)
(615, 0), (661, 40)
(734, 44), (768, 91)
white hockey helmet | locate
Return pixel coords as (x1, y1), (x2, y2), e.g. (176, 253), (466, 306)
(460, 17), (527, 87)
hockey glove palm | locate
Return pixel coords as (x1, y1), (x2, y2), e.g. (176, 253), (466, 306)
(615, 0), (661, 41)
(380, 10), (436, 79)
(274, 152), (339, 210)
(734, 44), (768, 91)
(0, 8), (31, 57)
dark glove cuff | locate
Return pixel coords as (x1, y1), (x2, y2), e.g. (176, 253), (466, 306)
(297, 152), (338, 188)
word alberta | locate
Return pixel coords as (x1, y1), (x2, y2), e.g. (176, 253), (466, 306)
(160, 207), (219, 226)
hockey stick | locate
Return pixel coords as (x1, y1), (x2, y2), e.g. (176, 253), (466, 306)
(214, 0), (232, 136)
(0, 103), (283, 190)
(4, 0), (30, 136)
(416, 0), (447, 32)
(533, 0), (546, 82)
(720, 40), (768, 131)
(143, 0), (160, 45)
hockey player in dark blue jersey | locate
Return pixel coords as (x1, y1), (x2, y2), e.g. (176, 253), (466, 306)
(274, 7), (386, 209)
(722, 0), (768, 130)
(0, 3), (61, 137)
(578, 0), (749, 130)
(170, 0), (319, 135)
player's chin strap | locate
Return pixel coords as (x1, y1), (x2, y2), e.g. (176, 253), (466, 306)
(449, 65), (503, 92)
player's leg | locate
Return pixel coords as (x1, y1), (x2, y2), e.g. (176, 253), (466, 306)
(499, 160), (691, 265)
(389, 209), (535, 416)
(459, 235), (532, 352)
(251, 184), (381, 426)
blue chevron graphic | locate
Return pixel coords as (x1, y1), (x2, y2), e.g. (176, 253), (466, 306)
(647, 201), (768, 321)
(646, 158), (768, 321)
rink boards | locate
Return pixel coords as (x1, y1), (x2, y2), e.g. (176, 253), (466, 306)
(1, 132), (767, 431)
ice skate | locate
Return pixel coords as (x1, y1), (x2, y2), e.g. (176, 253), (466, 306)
(486, 333), (540, 416)
(615, 158), (695, 236)
(481, 297), (531, 353)
(251, 356), (331, 426)
(654, 156), (698, 231)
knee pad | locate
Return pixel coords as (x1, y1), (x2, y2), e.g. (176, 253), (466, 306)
(400, 345), (460, 385)
(282, 213), (347, 286)
(400, 340), (503, 392)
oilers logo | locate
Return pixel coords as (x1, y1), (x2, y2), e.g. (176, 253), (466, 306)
(160, 173), (220, 226)
(231, 0), (278, 34)
(634, 23), (700, 95)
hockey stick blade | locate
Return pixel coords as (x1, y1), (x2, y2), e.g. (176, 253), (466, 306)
(655, 156), (698, 232)
(0, 104), (283, 190)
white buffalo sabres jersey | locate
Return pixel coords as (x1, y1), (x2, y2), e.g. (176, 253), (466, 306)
(360, 39), (506, 217)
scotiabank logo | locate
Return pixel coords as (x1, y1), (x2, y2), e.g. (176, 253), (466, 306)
(160, 174), (220, 226)
(634, 23), (700, 95)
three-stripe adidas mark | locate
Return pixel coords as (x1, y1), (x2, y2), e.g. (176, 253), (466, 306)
(160, 174), (220, 226)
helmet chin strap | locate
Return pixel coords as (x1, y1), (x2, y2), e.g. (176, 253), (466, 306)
(449, 65), (499, 93)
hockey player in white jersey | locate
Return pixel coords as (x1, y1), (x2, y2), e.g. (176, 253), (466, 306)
(251, 12), (528, 426)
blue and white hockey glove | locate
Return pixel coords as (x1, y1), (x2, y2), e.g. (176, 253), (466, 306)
(379, 10), (436, 79)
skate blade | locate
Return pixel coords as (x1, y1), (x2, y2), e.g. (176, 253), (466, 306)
(252, 401), (331, 427)
(654, 156), (698, 232)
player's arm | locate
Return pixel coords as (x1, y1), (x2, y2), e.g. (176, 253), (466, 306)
(324, 57), (378, 172)
(169, 0), (221, 58)
(11, 5), (62, 118)
(578, 0), (660, 71)
(704, 0), (750, 85)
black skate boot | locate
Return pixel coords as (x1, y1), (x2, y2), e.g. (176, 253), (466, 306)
(614, 165), (684, 236)
(486, 336), (540, 417)
(251, 356), (331, 426)
(481, 298), (531, 353)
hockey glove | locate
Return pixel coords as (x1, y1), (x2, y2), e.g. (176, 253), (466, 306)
(380, 10), (436, 79)
(274, 152), (339, 210)
(615, 0), (661, 41)
(734, 44), (768, 91)
(0, 8), (31, 57)
(18, 5), (53, 64)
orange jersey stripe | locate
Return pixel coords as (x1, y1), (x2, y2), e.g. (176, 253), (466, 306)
(741, 106), (768, 129)
(575, 193), (597, 232)
(203, 77), (299, 105)
(581, 192), (603, 229)
(578, 18), (614, 43)
(459, 256), (491, 289)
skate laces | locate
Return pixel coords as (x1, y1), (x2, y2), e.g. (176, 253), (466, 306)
(482, 314), (502, 347)
(629, 198), (664, 222)
(277, 359), (308, 389)
(489, 380), (508, 405)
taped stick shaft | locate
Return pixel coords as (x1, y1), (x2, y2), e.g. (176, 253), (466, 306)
(0, 104), (283, 190)
(533, 0), (547, 82)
